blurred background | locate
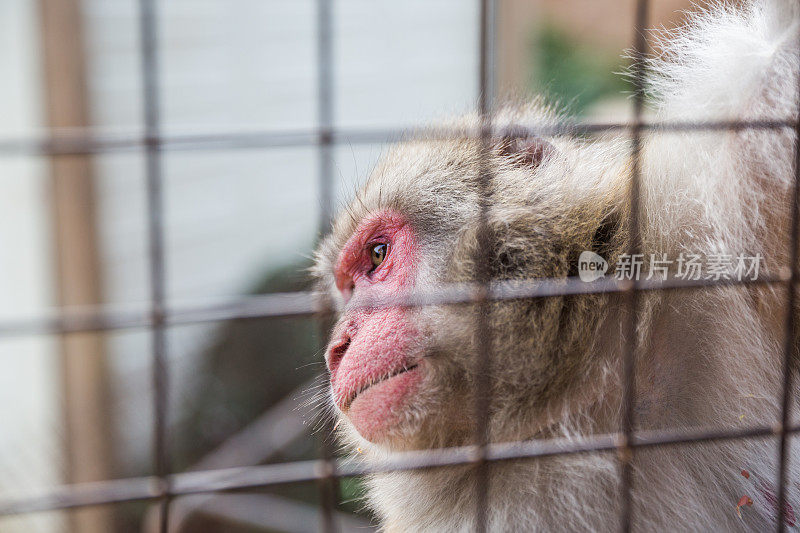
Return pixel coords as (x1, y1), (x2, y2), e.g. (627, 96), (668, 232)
(0, 1), (698, 531)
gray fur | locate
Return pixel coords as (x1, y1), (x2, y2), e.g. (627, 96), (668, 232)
(313, 1), (800, 530)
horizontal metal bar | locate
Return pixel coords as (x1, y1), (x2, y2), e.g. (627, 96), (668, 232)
(0, 119), (794, 157)
(0, 423), (794, 517)
(0, 273), (788, 337)
(0, 476), (160, 516)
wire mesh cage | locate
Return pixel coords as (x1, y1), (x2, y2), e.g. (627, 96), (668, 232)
(0, 0), (798, 532)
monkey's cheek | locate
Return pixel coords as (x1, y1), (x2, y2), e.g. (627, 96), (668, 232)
(347, 367), (423, 443)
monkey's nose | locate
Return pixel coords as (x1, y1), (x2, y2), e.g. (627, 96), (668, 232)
(327, 335), (351, 373)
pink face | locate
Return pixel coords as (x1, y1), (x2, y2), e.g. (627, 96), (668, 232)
(326, 210), (424, 443)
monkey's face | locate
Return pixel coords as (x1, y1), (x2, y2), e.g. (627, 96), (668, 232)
(315, 120), (626, 451)
(322, 209), (432, 445)
(317, 198), (586, 451)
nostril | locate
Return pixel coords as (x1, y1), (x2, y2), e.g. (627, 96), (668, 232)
(327, 336), (351, 374)
(331, 338), (350, 360)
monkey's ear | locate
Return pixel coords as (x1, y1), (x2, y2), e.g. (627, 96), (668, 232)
(497, 134), (556, 170)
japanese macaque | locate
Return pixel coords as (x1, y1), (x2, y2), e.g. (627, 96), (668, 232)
(312, 1), (800, 530)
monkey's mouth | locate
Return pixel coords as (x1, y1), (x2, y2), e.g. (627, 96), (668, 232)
(343, 364), (419, 410)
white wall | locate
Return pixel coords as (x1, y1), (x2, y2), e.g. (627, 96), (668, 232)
(0, 1), (480, 530)
(81, 0), (480, 471)
(0, 3), (480, 528)
(0, 1), (63, 532)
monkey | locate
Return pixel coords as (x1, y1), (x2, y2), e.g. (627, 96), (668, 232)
(312, 0), (800, 530)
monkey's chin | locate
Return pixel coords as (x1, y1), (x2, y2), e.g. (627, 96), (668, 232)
(346, 365), (423, 444)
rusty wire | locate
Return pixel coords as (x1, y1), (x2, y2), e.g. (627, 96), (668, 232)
(0, 1), (799, 532)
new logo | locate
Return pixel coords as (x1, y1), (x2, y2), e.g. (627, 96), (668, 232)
(578, 251), (608, 282)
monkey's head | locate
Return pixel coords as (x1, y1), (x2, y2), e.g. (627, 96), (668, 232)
(314, 106), (630, 452)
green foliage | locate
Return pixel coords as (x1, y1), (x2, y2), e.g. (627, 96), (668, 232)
(168, 260), (376, 528)
(173, 261), (321, 471)
(531, 23), (631, 115)
(339, 476), (370, 515)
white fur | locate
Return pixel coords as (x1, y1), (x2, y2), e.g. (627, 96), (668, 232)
(324, 1), (800, 530)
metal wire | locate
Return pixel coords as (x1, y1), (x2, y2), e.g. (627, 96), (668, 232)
(775, 9), (800, 532)
(316, 0), (338, 531)
(0, 274), (785, 338)
(473, 0), (496, 530)
(618, 1), (649, 530)
(2, 1), (799, 532)
(137, 0), (171, 531)
(0, 120), (794, 157)
(2, 424), (799, 517)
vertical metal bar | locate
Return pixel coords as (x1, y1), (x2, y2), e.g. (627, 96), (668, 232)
(620, 2), (649, 532)
(474, 0), (495, 531)
(138, 0), (171, 531)
(775, 12), (800, 532)
(317, 0), (334, 237)
(316, 0), (338, 532)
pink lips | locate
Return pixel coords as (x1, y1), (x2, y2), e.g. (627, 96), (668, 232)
(342, 363), (420, 410)
(326, 307), (423, 441)
(346, 363), (423, 441)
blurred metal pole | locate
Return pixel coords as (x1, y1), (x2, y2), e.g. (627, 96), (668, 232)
(619, 1), (649, 531)
(474, 0), (496, 531)
(136, 0), (172, 531)
(36, 1), (114, 533)
(316, 0), (340, 532)
(171, 493), (377, 533)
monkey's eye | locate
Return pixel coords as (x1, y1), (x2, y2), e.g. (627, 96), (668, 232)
(369, 243), (387, 269)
